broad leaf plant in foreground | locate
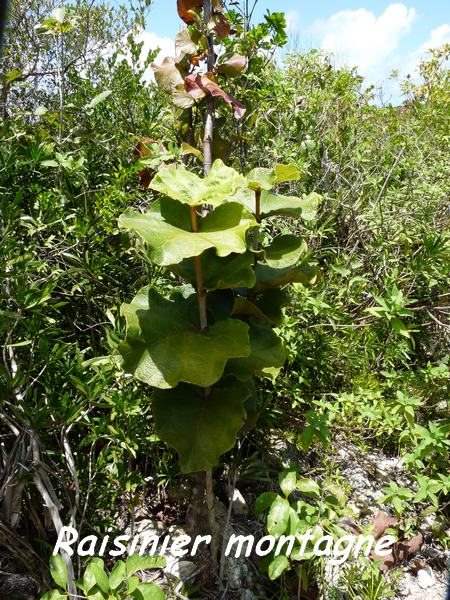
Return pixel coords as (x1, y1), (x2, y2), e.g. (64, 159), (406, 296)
(117, 160), (320, 472)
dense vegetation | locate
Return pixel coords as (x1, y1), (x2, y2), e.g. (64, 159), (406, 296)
(0, 1), (449, 599)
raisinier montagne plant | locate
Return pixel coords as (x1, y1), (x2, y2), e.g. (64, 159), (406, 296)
(0, 0), (449, 598)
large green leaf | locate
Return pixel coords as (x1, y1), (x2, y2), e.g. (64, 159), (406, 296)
(274, 163), (301, 183)
(232, 289), (288, 325)
(228, 188), (320, 220)
(119, 202), (256, 266)
(226, 321), (285, 380)
(268, 555), (289, 580)
(153, 381), (250, 472)
(256, 289), (289, 325)
(172, 250), (256, 291)
(149, 159), (246, 206)
(118, 288), (251, 388)
(259, 190), (321, 219)
(133, 583), (165, 600)
(264, 235), (307, 269)
(246, 167), (276, 191)
(255, 262), (320, 291)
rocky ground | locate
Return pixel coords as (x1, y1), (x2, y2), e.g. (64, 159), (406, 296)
(128, 433), (449, 599)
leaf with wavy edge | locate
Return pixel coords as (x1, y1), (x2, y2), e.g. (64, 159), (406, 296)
(172, 250), (256, 291)
(274, 164), (301, 183)
(118, 287), (250, 389)
(246, 167), (277, 191)
(229, 188), (321, 220)
(233, 289), (288, 325)
(119, 202), (256, 266)
(255, 262), (320, 291)
(153, 380), (250, 472)
(264, 235), (308, 269)
(149, 159), (246, 206)
(226, 321), (285, 380)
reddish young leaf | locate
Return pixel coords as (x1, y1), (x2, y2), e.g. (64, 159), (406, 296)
(200, 73), (246, 118)
(177, 0), (202, 24)
(214, 13), (231, 38)
(184, 74), (207, 100)
(184, 72), (246, 118)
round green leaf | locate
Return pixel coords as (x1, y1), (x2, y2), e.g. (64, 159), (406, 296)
(133, 582), (165, 600)
(119, 202), (256, 266)
(149, 159), (246, 206)
(274, 163), (300, 183)
(255, 262), (320, 291)
(172, 250), (256, 291)
(264, 235), (307, 269)
(246, 167), (277, 191)
(153, 381), (250, 472)
(118, 288), (251, 389)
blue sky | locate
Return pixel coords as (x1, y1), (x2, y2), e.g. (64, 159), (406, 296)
(141, 1), (450, 100)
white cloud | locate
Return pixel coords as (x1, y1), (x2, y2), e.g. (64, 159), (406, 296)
(399, 23), (450, 81)
(311, 3), (416, 73)
(414, 23), (450, 57)
(115, 30), (175, 83)
(137, 31), (175, 67)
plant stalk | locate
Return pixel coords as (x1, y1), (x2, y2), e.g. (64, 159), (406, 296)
(189, 204), (219, 576)
(203, 0), (215, 174)
(190, 207), (208, 331)
(252, 189), (261, 250)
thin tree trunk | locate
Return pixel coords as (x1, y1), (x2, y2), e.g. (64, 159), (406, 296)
(203, 0), (215, 175)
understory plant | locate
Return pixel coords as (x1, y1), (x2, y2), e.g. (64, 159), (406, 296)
(42, 555), (165, 600)
(115, 158), (319, 536)
(110, 0), (320, 575)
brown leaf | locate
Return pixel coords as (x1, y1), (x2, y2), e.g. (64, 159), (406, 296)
(371, 533), (424, 573)
(184, 72), (246, 118)
(217, 54), (247, 78)
(177, 0), (202, 24)
(200, 73), (246, 118)
(184, 74), (207, 100)
(370, 510), (400, 539)
(152, 57), (184, 92)
(214, 13), (231, 38)
(338, 518), (362, 535)
(133, 137), (165, 189)
(176, 28), (198, 60)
